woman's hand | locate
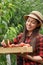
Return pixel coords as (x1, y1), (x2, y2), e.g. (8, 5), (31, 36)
(7, 39), (15, 47)
(33, 56), (43, 63)
(22, 54), (43, 64)
(1, 40), (7, 47)
(1, 39), (15, 47)
(18, 42), (30, 47)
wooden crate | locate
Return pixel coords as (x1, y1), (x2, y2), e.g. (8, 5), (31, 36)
(0, 46), (33, 54)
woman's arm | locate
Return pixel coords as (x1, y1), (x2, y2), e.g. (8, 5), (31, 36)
(22, 36), (43, 64)
(22, 55), (43, 63)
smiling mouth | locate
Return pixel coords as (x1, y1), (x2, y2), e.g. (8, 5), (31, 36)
(27, 26), (31, 28)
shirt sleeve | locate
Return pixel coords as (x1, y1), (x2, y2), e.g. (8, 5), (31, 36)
(13, 33), (23, 44)
(36, 36), (43, 58)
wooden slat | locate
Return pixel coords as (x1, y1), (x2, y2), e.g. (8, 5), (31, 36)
(0, 46), (33, 54)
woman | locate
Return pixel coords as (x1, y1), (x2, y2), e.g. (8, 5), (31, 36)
(1, 11), (43, 65)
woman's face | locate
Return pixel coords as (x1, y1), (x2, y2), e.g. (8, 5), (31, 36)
(26, 17), (38, 32)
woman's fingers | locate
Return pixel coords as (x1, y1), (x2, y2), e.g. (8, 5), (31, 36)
(1, 40), (7, 47)
(7, 39), (11, 46)
(8, 44), (15, 47)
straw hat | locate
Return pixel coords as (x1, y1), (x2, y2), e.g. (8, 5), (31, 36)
(24, 11), (43, 25)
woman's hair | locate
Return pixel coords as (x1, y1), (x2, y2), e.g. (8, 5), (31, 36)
(19, 19), (41, 43)
(33, 19), (41, 33)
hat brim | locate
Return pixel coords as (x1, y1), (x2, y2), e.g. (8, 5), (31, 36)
(24, 14), (42, 25)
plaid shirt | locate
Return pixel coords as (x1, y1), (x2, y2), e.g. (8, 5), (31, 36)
(13, 33), (43, 65)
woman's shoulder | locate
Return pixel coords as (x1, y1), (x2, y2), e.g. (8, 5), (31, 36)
(36, 34), (43, 42)
(37, 33), (43, 38)
(35, 34), (43, 46)
(39, 34), (43, 38)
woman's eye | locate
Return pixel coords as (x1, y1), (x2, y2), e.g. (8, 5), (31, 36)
(32, 21), (36, 24)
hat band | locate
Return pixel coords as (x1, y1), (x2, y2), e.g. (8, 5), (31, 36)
(31, 13), (43, 23)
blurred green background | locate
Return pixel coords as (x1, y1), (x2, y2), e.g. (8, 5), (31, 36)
(0, 0), (43, 65)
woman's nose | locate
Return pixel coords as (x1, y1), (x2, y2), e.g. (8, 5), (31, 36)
(27, 21), (31, 25)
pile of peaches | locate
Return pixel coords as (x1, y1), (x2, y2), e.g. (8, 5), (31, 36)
(1, 40), (30, 47)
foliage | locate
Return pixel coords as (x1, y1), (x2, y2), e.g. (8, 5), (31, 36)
(0, 0), (43, 41)
(0, 0), (16, 41)
(40, 26), (43, 34)
(4, 24), (23, 42)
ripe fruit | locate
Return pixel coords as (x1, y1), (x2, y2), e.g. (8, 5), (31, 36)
(24, 44), (30, 47)
(18, 42), (25, 47)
